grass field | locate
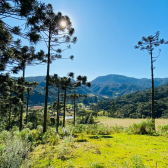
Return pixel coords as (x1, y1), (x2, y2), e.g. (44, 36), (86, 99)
(27, 133), (168, 168)
(95, 116), (168, 129)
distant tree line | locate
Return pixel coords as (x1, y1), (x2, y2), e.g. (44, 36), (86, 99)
(97, 83), (168, 119)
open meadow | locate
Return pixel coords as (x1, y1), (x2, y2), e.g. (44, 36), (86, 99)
(95, 117), (168, 129)
(24, 128), (168, 168)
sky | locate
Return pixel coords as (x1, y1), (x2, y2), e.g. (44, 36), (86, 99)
(8, 0), (168, 81)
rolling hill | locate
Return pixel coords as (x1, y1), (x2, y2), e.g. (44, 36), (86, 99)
(97, 82), (168, 118)
(24, 74), (168, 105)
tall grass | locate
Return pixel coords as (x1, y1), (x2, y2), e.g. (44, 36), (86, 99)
(125, 119), (156, 135)
(0, 128), (31, 168)
(158, 124), (168, 136)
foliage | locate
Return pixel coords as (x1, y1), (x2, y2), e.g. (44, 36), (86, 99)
(97, 83), (168, 119)
(122, 155), (147, 168)
(27, 131), (168, 167)
(0, 129), (31, 168)
(89, 162), (105, 168)
(158, 124), (168, 136)
(87, 113), (94, 124)
(126, 120), (156, 135)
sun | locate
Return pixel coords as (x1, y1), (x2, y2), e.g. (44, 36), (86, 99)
(60, 21), (66, 28)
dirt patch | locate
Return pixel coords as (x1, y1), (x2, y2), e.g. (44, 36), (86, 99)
(30, 106), (44, 110)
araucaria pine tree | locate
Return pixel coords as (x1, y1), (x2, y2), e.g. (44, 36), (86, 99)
(135, 31), (168, 130)
(27, 4), (77, 132)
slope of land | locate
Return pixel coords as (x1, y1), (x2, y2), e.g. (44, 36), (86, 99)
(26, 133), (168, 168)
(97, 83), (168, 118)
(22, 74), (168, 105)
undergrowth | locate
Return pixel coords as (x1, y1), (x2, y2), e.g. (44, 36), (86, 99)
(1, 119), (168, 167)
(125, 119), (157, 135)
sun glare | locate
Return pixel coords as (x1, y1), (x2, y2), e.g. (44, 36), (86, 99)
(60, 21), (66, 27)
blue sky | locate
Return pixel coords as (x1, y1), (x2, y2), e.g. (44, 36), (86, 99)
(10, 0), (168, 81)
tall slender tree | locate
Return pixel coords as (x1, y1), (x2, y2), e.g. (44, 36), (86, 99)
(27, 4), (77, 132)
(12, 45), (44, 131)
(67, 74), (91, 126)
(49, 74), (62, 133)
(68, 90), (87, 126)
(135, 31), (168, 130)
(25, 81), (39, 124)
(60, 75), (74, 128)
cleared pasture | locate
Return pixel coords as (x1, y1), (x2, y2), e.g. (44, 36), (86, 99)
(95, 116), (168, 128)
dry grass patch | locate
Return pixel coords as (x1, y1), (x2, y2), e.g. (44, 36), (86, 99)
(95, 117), (168, 129)
(30, 106), (44, 110)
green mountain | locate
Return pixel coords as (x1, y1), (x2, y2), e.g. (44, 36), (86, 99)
(97, 83), (168, 118)
(90, 74), (168, 97)
(91, 74), (168, 87)
(25, 76), (92, 105)
(24, 74), (168, 105)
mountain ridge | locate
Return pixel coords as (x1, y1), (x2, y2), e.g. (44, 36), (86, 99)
(21, 74), (168, 105)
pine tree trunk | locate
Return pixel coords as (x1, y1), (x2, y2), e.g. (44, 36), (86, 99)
(20, 63), (25, 131)
(56, 87), (60, 133)
(151, 48), (155, 130)
(74, 97), (76, 126)
(26, 88), (29, 124)
(63, 89), (67, 127)
(43, 25), (51, 133)
(8, 98), (11, 130)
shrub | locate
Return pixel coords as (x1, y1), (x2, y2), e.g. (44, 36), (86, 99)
(12, 126), (19, 132)
(37, 125), (43, 134)
(88, 113), (94, 124)
(122, 155), (147, 168)
(73, 124), (86, 133)
(19, 128), (31, 140)
(0, 130), (10, 143)
(62, 127), (71, 136)
(24, 122), (33, 130)
(57, 143), (69, 160)
(89, 162), (105, 168)
(0, 132), (31, 168)
(49, 134), (60, 145)
(111, 125), (124, 133)
(158, 124), (168, 135)
(126, 119), (155, 135)
(42, 127), (56, 144)
(63, 134), (74, 147)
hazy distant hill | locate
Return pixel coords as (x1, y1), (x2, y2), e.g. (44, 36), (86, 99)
(91, 74), (168, 87)
(23, 74), (168, 105)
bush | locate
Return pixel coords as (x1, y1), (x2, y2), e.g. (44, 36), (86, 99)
(0, 131), (31, 168)
(63, 134), (74, 147)
(89, 162), (105, 168)
(24, 122), (33, 130)
(126, 119), (155, 135)
(111, 125), (124, 133)
(158, 124), (168, 135)
(122, 155), (147, 168)
(30, 125), (43, 142)
(0, 130), (10, 143)
(42, 127), (56, 143)
(49, 134), (60, 145)
(87, 113), (94, 124)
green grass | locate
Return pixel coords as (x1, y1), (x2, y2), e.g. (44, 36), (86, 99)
(26, 132), (168, 168)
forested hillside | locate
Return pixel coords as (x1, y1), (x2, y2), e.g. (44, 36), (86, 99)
(24, 75), (168, 105)
(25, 76), (92, 105)
(97, 83), (168, 118)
